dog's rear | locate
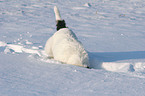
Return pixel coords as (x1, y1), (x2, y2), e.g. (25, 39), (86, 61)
(44, 6), (90, 68)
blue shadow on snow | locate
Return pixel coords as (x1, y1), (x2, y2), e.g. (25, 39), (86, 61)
(88, 51), (145, 69)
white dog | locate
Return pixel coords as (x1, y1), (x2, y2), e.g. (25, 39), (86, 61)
(44, 6), (90, 68)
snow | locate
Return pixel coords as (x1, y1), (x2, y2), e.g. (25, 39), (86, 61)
(0, 0), (145, 96)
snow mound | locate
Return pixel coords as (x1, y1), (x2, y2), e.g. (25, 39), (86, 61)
(1, 40), (145, 75)
(102, 62), (135, 72)
(0, 41), (62, 64)
(0, 41), (7, 47)
(83, 3), (91, 7)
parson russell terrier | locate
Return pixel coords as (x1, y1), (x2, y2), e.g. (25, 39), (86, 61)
(44, 6), (90, 68)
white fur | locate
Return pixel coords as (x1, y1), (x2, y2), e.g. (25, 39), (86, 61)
(44, 28), (89, 67)
(54, 6), (62, 21)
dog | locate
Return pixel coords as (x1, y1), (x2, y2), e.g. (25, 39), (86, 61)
(44, 6), (90, 68)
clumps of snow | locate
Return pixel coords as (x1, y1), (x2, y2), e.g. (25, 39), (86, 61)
(134, 62), (145, 72)
(0, 41), (7, 47)
(0, 41), (41, 55)
(22, 48), (41, 56)
(102, 62), (135, 72)
(32, 46), (39, 49)
(6, 44), (23, 53)
(4, 48), (12, 54)
(72, 3), (91, 10)
(100, 61), (145, 74)
(38, 46), (43, 49)
(39, 56), (62, 64)
(25, 40), (33, 45)
(83, 3), (91, 7)
(0, 40), (62, 64)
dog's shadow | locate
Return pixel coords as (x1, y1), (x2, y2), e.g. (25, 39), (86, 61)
(88, 51), (145, 69)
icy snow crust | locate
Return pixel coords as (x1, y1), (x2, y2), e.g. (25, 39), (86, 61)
(0, 0), (145, 96)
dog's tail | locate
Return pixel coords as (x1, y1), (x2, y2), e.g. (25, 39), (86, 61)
(54, 6), (67, 31)
(54, 6), (62, 21)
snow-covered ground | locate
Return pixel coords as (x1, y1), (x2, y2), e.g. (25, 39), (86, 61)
(0, 0), (145, 96)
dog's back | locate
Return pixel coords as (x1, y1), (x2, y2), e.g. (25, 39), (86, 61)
(44, 6), (90, 68)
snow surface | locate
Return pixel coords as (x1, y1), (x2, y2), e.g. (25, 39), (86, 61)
(0, 0), (145, 96)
